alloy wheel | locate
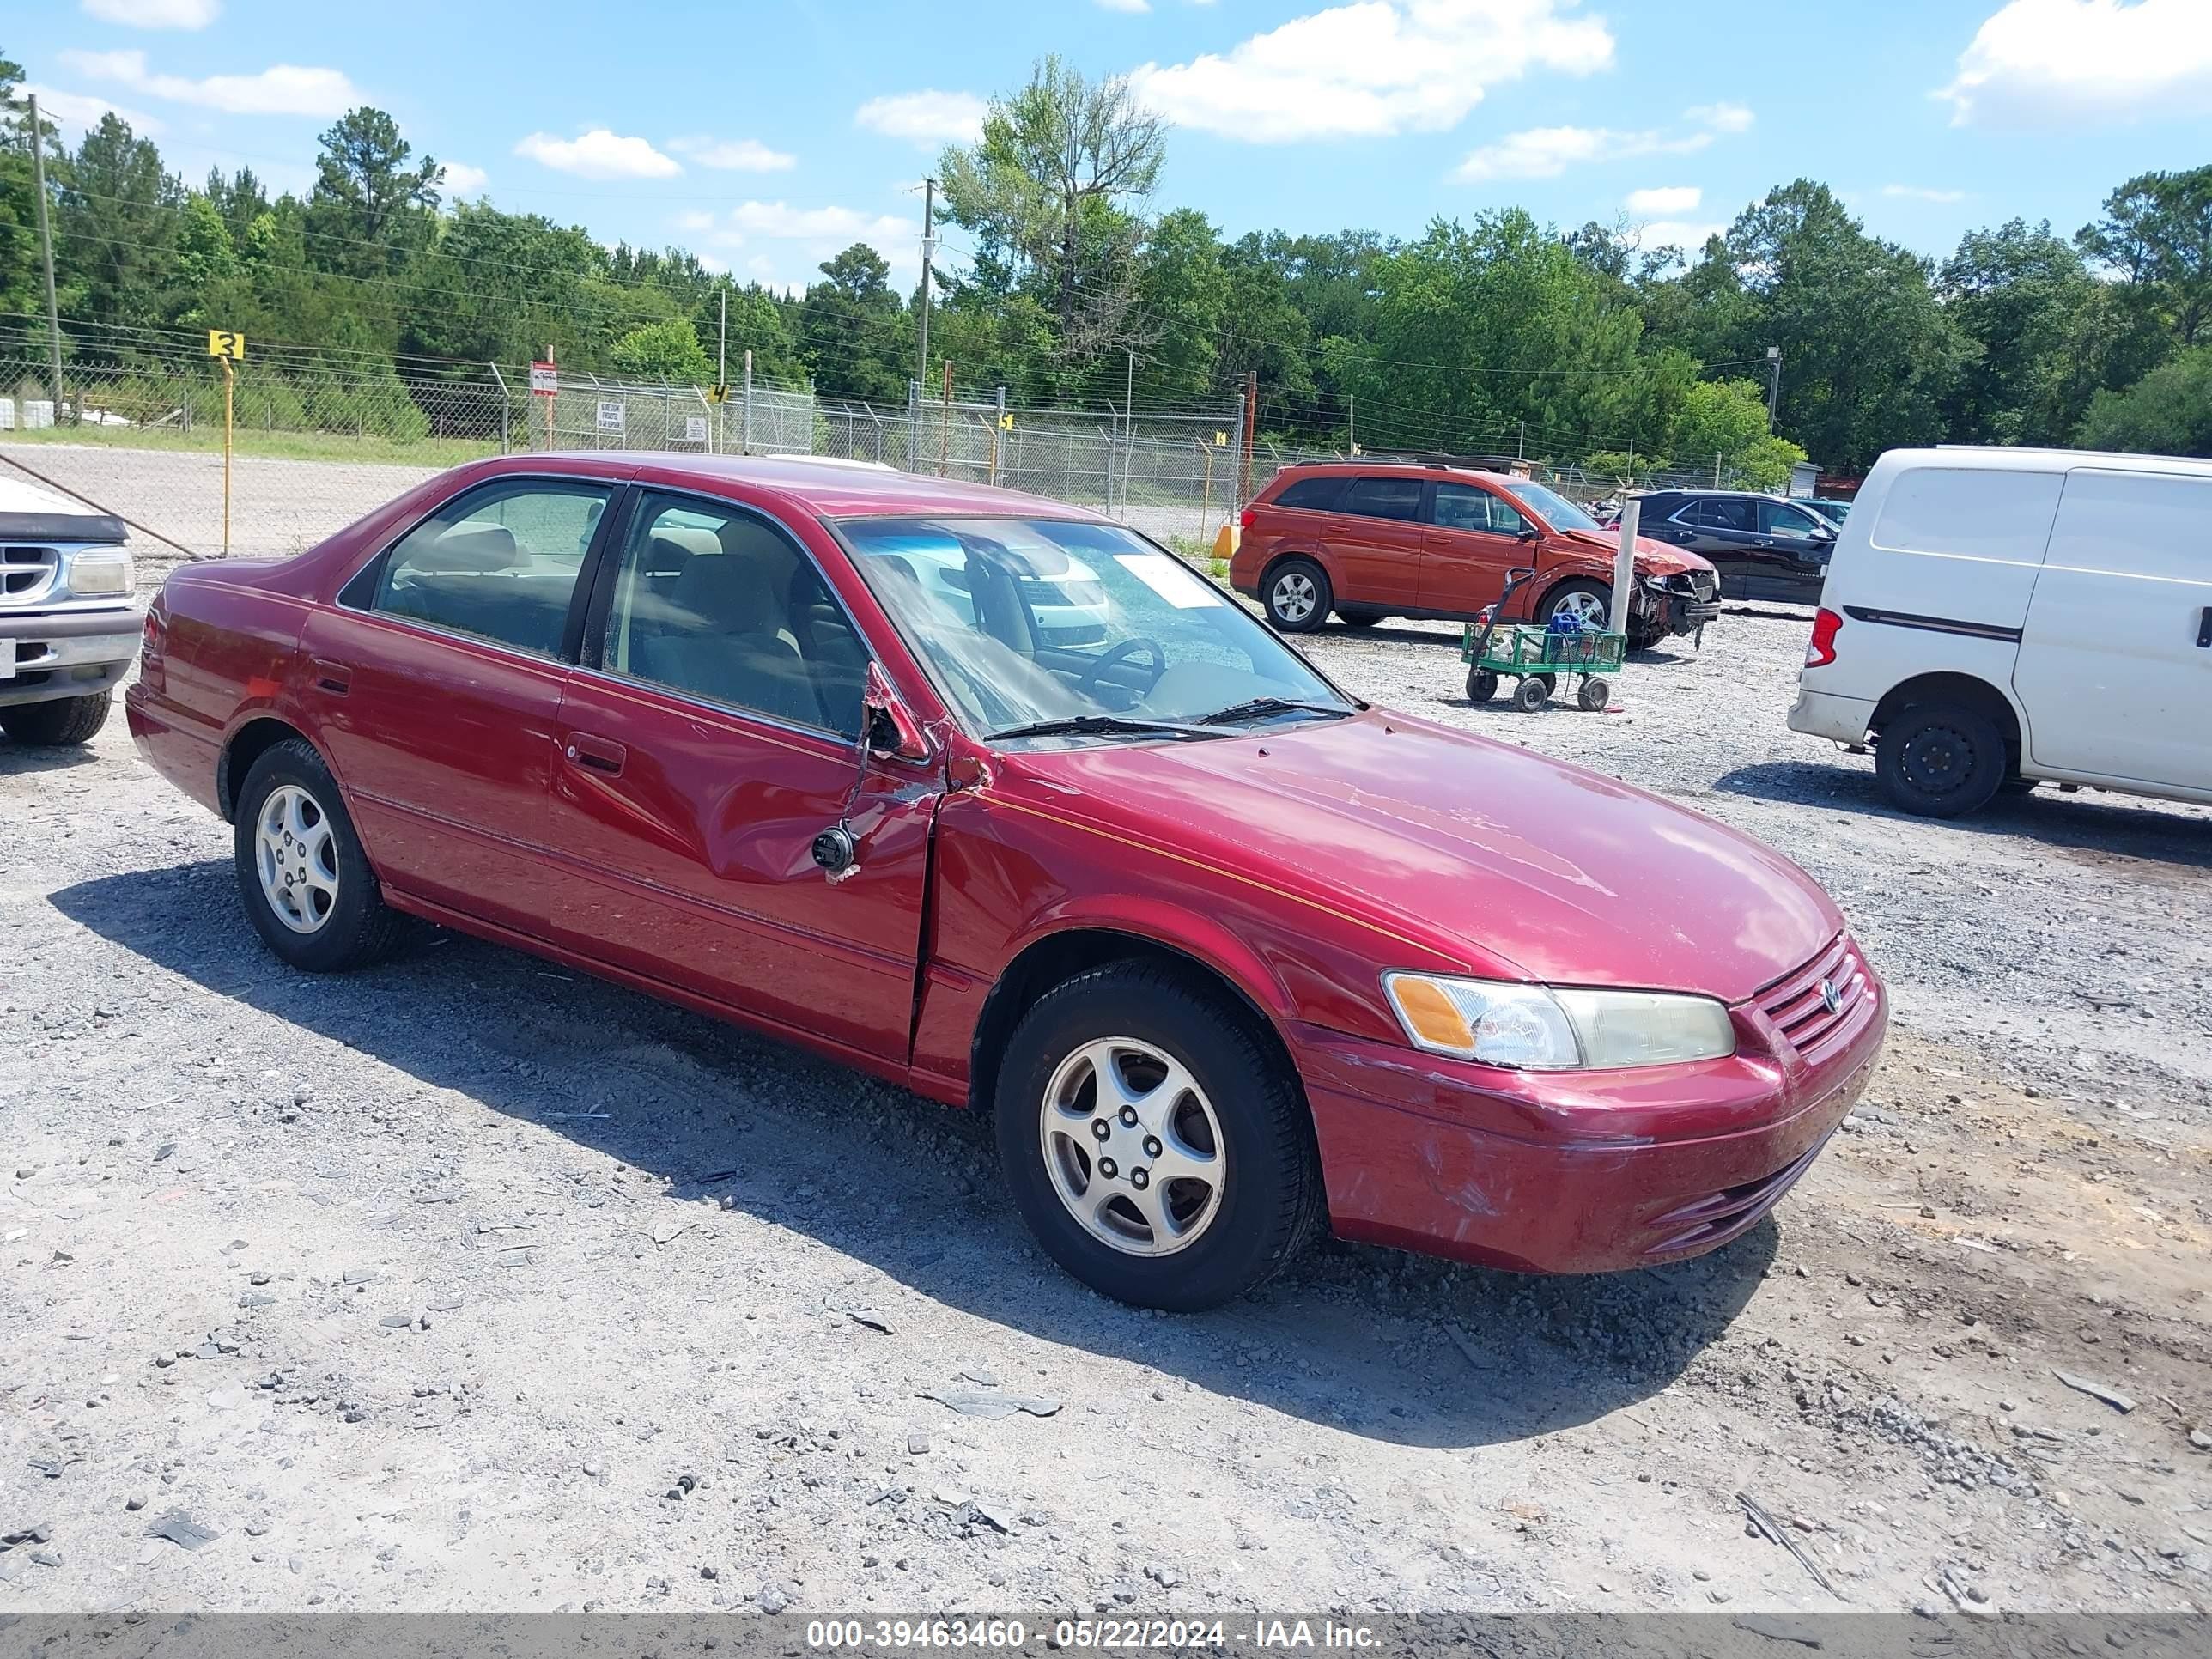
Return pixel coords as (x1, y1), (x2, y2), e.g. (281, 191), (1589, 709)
(1039, 1036), (1224, 1257)
(1271, 572), (1317, 624)
(1553, 588), (1608, 628)
(255, 783), (339, 934)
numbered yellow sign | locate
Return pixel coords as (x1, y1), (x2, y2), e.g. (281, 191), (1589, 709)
(207, 329), (246, 361)
(998, 412), (1014, 432)
(704, 383), (729, 405)
(1212, 430), (1229, 447)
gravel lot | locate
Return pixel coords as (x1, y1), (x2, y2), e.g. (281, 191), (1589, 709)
(3, 568), (2209, 1616)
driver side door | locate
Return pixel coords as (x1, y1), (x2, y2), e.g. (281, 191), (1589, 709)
(542, 489), (939, 1066)
(1419, 482), (1531, 615)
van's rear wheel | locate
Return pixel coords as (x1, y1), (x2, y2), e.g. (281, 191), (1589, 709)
(1263, 560), (1330, 633)
(994, 963), (1320, 1310)
(1876, 704), (2006, 818)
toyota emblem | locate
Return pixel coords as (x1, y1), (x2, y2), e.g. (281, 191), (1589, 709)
(1819, 979), (1844, 1016)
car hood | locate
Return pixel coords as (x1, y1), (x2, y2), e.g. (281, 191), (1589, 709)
(1558, 527), (1713, 577)
(1022, 712), (1838, 1002)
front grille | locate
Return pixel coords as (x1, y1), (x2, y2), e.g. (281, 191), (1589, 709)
(1758, 933), (1871, 1061)
(2, 544), (58, 601)
(1644, 1134), (1830, 1257)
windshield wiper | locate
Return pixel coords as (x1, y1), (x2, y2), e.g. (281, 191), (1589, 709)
(988, 714), (1221, 744)
(1194, 696), (1355, 726)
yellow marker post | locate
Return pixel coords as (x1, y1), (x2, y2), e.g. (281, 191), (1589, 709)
(207, 331), (245, 554)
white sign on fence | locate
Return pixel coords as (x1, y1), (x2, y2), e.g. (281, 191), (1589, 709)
(684, 415), (708, 444)
(529, 361), (558, 397)
(595, 399), (625, 434)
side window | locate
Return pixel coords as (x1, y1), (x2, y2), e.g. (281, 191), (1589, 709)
(1342, 477), (1425, 521)
(1431, 483), (1528, 534)
(600, 493), (866, 738)
(1712, 499), (1759, 532)
(1762, 501), (1820, 537)
(1274, 477), (1346, 512)
(362, 480), (608, 657)
(1673, 500), (1716, 529)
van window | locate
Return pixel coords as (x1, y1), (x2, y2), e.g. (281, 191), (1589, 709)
(1274, 477), (1346, 512)
(2045, 471), (2212, 585)
(1870, 468), (2064, 563)
(1342, 477), (1425, 521)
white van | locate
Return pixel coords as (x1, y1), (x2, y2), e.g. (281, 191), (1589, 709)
(1788, 446), (2212, 818)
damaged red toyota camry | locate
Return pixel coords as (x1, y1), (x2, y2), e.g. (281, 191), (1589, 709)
(126, 454), (1884, 1310)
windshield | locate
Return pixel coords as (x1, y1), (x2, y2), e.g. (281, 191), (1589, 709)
(841, 517), (1356, 741)
(1503, 480), (1604, 534)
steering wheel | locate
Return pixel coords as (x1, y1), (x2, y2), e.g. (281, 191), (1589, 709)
(1076, 636), (1168, 696)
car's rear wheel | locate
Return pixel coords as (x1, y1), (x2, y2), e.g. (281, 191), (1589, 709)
(1338, 607), (1385, 628)
(234, 738), (404, 971)
(994, 963), (1321, 1310)
(1263, 559), (1330, 633)
(1875, 704), (2006, 819)
(0, 692), (112, 747)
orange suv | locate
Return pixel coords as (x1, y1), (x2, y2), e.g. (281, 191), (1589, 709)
(1231, 461), (1720, 644)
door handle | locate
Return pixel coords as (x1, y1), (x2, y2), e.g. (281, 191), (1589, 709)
(311, 658), (350, 696)
(564, 733), (626, 775)
(2198, 606), (2210, 649)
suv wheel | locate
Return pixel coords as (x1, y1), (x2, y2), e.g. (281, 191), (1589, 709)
(1876, 704), (2006, 819)
(0, 692), (112, 747)
(1338, 608), (1384, 628)
(1543, 579), (1613, 631)
(234, 738), (406, 970)
(1263, 559), (1330, 633)
(994, 963), (1322, 1310)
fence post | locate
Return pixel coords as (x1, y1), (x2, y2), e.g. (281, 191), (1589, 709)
(1232, 393), (1247, 507)
(488, 363), (511, 454)
(991, 386), (1006, 486)
(907, 378), (921, 472)
(743, 351), (754, 454)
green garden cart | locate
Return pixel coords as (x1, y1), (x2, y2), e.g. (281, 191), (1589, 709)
(1462, 568), (1626, 713)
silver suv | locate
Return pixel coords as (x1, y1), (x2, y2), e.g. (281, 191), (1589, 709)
(1, 477), (140, 746)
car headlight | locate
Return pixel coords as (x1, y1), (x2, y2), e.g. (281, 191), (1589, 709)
(1382, 972), (1736, 1070)
(68, 550), (134, 598)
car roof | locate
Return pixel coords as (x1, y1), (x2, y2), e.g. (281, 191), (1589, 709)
(514, 451), (1104, 522)
(1272, 459), (1522, 485)
(1909, 444), (2212, 480)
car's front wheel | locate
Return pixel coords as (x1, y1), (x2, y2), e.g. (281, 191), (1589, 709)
(0, 692), (112, 747)
(1262, 559), (1330, 633)
(1542, 578), (1613, 632)
(994, 963), (1321, 1310)
(234, 738), (405, 971)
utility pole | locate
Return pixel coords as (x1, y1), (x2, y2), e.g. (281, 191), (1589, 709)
(916, 177), (937, 387)
(1121, 345), (1135, 514)
(1765, 344), (1782, 428)
(715, 285), (727, 455)
(29, 96), (64, 426)
(1516, 420), (1526, 464)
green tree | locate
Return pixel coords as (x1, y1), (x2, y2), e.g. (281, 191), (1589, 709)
(1668, 378), (1772, 469)
(609, 316), (713, 383)
(0, 52), (67, 346)
(306, 107), (442, 281)
(1130, 209), (1227, 404)
(2079, 166), (2212, 348)
(56, 112), (181, 333)
(2077, 346), (2212, 458)
(800, 243), (909, 401)
(399, 202), (608, 365)
(1938, 219), (2103, 445)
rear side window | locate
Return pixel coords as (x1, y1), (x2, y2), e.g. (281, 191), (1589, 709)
(1871, 468), (2064, 563)
(1273, 476), (1346, 512)
(354, 480), (610, 658)
(1341, 477), (1425, 521)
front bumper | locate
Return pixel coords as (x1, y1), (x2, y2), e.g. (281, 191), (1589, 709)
(1788, 686), (1876, 745)
(0, 606), (141, 708)
(1639, 582), (1722, 638)
(1293, 967), (1886, 1273)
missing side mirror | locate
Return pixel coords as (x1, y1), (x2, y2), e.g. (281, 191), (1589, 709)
(862, 664), (933, 762)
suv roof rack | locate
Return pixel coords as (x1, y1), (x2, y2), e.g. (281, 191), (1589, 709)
(1291, 451), (1523, 473)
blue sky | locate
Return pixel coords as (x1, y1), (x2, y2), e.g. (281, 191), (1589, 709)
(13, 0), (2212, 296)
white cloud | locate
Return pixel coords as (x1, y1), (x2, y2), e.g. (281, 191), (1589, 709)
(1939, 0), (2212, 124)
(441, 161), (489, 197)
(513, 128), (681, 179)
(60, 48), (358, 115)
(855, 89), (987, 146)
(674, 209), (715, 233)
(726, 200), (915, 242)
(686, 201), (922, 295)
(1881, 183), (1966, 203)
(82, 0), (220, 27)
(1456, 104), (1750, 182)
(666, 136), (797, 172)
(18, 82), (164, 137)
(1625, 185), (1701, 216)
(1130, 0), (1613, 143)
(1097, 0), (1152, 10)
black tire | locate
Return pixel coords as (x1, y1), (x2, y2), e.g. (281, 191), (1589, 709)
(1541, 578), (1613, 633)
(0, 692), (111, 746)
(1876, 703), (2007, 819)
(994, 963), (1322, 1311)
(1467, 668), (1498, 703)
(233, 737), (405, 971)
(1577, 676), (1611, 712)
(1338, 608), (1385, 628)
(1511, 675), (1551, 712)
(1262, 558), (1331, 634)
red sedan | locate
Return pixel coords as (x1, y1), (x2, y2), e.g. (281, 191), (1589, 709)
(125, 454), (1884, 1310)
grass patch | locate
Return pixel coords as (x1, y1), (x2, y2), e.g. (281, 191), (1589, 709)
(0, 424), (499, 468)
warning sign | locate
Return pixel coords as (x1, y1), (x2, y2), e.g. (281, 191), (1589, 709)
(596, 399), (625, 434)
(530, 361), (558, 397)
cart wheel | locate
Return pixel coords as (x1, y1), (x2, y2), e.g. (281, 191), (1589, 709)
(1577, 677), (1611, 713)
(1511, 676), (1550, 713)
(1466, 669), (1498, 704)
